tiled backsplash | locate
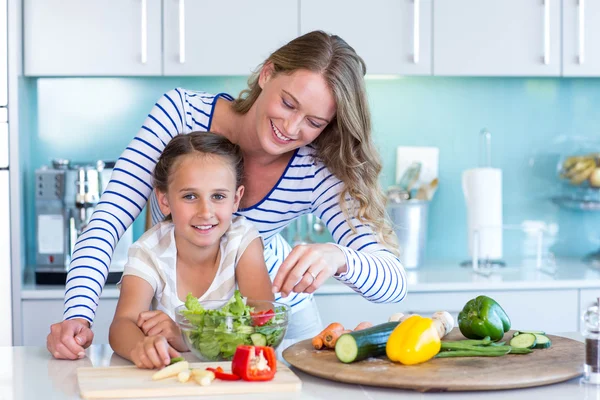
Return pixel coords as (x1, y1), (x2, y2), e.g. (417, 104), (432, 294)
(21, 77), (600, 266)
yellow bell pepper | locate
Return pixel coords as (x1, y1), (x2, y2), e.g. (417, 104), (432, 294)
(385, 315), (441, 365)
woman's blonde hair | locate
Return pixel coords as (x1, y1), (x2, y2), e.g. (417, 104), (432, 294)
(232, 30), (398, 255)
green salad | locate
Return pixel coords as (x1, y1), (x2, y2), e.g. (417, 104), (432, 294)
(180, 290), (287, 360)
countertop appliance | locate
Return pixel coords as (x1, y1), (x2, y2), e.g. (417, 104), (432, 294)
(34, 159), (132, 285)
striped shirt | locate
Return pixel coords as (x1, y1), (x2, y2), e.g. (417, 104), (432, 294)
(117, 216), (260, 320)
(63, 88), (408, 325)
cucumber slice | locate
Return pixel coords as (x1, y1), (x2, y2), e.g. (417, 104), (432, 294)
(509, 332), (537, 349)
(518, 330), (546, 335)
(335, 334), (360, 363)
(250, 333), (267, 346)
(533, 334), (552, 349)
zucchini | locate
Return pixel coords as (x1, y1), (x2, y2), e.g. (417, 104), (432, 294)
(514, 330), (545, 336)
(250, 333), (267, 346)
(509, 332), (537, 349)
(335, 321), (399, 364)
(533, 334), (552, 349)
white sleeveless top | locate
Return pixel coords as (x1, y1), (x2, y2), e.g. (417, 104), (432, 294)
(117, 216), (261, 319)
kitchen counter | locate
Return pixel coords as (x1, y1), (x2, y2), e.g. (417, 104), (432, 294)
(21, 257), (600, 299)
(2, 333), (600, 400)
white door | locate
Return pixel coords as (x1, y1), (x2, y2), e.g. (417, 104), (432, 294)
(24, 0), (162, 76)
(563, 0), (600, 76)
(434, 0), (561, 76)
(301, 0), (432, 75)
(163, 0), (299, 76)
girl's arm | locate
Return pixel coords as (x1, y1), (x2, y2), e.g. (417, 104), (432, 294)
(63, 88), (195, 325)
(109, 276), (155, 361)
(235, 237), (275, 301)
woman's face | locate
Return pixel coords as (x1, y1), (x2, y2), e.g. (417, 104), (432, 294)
(254, 65), (337, 155)
(156, 153), (244, 254)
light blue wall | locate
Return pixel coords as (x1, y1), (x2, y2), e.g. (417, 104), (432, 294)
(22, 77), (600, 267)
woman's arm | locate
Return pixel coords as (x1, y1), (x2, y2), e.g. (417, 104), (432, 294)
(235, 237), (275, 301)
(273, 165), (407, 304)
(63, 88), (190, 325)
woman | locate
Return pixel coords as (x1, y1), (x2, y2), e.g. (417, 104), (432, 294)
(47, 30), (407, 360)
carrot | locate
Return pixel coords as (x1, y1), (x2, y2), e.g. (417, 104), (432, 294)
(312, 335), (324, 350)
(324, 329), (351, 348)
(312, 322), (344, 350)
(353, 321), (373, 331)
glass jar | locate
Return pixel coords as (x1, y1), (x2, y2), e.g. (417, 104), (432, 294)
(583, 298), (600, 385)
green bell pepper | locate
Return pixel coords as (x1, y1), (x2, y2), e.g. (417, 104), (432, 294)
(458, 295), (511, 342)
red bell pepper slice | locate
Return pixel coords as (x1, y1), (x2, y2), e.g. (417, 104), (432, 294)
(250, 309), (274, 327)
(231, 345), (277, 381)
(206, 366), (240, 381)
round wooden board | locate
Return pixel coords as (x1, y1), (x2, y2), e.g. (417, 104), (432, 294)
(282, 329), (585, 392)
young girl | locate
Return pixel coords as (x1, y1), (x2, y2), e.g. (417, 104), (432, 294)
(108, 132), (274, 369)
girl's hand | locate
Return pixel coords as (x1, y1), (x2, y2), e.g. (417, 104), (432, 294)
(137, 310), (180, 341)
(130, 335), (180, 369)
(272, 243), (347, 298)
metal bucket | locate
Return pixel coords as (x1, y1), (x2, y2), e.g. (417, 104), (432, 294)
(387, 200), (429, 269)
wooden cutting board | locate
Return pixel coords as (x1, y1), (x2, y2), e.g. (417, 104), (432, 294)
(283, 329), (584, 392)
(77, 361), (301, 399)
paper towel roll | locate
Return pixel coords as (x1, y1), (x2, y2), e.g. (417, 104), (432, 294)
(462, 168), (503, 260)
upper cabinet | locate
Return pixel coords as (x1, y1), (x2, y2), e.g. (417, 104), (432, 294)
(563, 0), (600, 76)
(24, 0), (162, 76)
(300, 0), (432, 75)
(434, 0), (561, 76)
(162, 0), (298, 76)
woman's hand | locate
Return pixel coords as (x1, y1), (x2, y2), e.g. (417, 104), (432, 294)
(137, 310), (187, 351)
(272, 243), (347, 297)
(130, 335), (180, 369)
(47, 318), (94, 360)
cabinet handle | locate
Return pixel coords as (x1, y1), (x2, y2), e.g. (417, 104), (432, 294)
(543, 0), (550, 65)
(413, 0), (420, 64)
(179, 0), (186, 64)
(578, 0), (585, 64)
(140, 0), (147, 64)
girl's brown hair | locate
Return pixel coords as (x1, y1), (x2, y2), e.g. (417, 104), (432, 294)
(231, 31), (398, 255)
(153, 131), (244, 200)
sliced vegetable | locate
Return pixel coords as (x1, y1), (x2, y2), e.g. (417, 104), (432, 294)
(192, 369), (216, 386)
(151, 361), (190, 381)
(231, 345), (277, 381)
(335, 321), (398, 363)
(177, 370), (191, 383)
(250, 333), (267, 347)
(250, 309), (274, 327)
(509, 333), (537, 349)
(533, 334), (552, 349)
(206, 366), (240, 381)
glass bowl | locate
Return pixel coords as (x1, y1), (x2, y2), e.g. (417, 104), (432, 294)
(175, 299), (290, 362)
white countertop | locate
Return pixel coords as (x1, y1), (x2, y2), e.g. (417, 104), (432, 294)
(22, 257), (600, 300)
(2, 333), (600, 400)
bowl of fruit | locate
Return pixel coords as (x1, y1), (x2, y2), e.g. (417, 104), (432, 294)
(175, 290), (290, 362)
(559, 152), (600, 188)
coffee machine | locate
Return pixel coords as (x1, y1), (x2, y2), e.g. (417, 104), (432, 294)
(34, 159), (133, 285)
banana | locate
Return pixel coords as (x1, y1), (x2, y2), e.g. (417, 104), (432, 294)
(564, 159), (595, 178)
(563, 156), (585, 170)
(570, 164), (596, 185)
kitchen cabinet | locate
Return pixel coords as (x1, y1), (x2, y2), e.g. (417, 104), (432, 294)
(315, 289), (579, 334)
(163, 0), (299, 76)
(300, 0), (432, 75)
(563, 0), (600, 76)
(22, 299), (119, 346)
(433, 0), (561, 76)
(24, 0), (162, 76)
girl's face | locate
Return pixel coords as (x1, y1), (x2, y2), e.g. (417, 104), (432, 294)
(254, 65), (337, 155)
(156, 153), (244, 253)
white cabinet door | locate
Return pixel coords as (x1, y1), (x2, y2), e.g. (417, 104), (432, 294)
(563, 0), (600, 76)
(301, 0), (432, 75)
(163, 0), (299, 76)
(24, 0), (162, 76)
(434, 0), (561, 76)
(22, 299), (118, 346)
(315, 289), (578, 334)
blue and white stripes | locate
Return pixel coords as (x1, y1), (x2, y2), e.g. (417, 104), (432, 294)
(63, 88), (408, 324)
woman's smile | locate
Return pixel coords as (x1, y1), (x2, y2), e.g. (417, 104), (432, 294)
(270, 119), (293, 143)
